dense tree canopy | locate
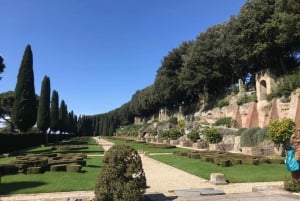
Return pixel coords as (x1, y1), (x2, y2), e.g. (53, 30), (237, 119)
(0, 56), (5, 80)
(11, 45), (37, 132)
(50, 90), (59, 133)
(75, 0), (299, 136)
(37, 76), (51, 133)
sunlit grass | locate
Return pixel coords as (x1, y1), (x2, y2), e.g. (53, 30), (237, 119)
(150, 154), (289, 183)
(0, 137), (103, 194)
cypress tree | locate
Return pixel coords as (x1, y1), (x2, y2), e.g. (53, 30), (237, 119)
(59, 100), (67, 133)
(12, 45), (37, 132)
(37, 76), (50, 133)
(50, 90), (59, 133)
(0, 56), (5, 80)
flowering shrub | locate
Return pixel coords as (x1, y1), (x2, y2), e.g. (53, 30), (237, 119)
(268, 118), (296, 145)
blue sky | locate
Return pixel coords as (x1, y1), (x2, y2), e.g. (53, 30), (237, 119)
(0, 0), (246, 115)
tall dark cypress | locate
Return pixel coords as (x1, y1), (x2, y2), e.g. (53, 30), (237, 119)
(59, 100), (67, 133)
(37, 76), (50, 133)
(12, 45), (37, 132)
(50, 90), (59, 133)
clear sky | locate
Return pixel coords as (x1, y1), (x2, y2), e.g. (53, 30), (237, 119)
(0, 0), (246, 116)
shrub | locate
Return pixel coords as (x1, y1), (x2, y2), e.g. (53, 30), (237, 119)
(235, 128), (247, 136)
(254, 127), (269, 144)
(168, 117), (178, 125)
(217, 99), (229, 108)
(0, 164), (18, 175)
(237, 94), (257, 105)
(188, 130), (200, 142)
(268, 118), (296, 146)
(66, 164), (82, 173)
(94, 145), (146, 201)
(284, 176), (300, 192)
(169, 128), (182, 140)
(240, 127), (262, 147)
(214, 117), (233, 127)
(50, 164), (66, 172)
(27, 167), (42, 174)
(203, 127), (222, 143)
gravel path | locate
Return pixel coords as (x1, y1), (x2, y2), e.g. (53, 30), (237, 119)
(0, 137), (285, 201)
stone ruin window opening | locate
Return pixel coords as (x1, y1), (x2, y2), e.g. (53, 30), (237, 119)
(260, 80), (267, 100)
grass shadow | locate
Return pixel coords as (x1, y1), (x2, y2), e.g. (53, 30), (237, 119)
(0, 181), (47, 194)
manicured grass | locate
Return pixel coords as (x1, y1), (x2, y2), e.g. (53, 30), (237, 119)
(0, 156), (103, 194)
(0, 137), (104, 194)
(104, 137), (189, 153)
(150, 154), (290, 183)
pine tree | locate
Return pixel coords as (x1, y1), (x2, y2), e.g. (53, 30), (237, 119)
(37, 76), (50, 133)
(50, 90), (59, 133)
(12, 45), (37, 132)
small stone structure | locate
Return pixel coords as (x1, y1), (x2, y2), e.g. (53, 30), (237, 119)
(210, 173), (227, 185)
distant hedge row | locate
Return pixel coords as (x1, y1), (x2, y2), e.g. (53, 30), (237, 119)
(0, 133), (75, 154)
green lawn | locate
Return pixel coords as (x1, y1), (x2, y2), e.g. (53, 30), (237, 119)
(150, 154), (290, 183)
(0, 137), (104, 194)
(105, 137), (290, 183)
(104, 137), (188, 153)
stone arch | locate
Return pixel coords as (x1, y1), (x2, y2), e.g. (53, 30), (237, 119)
(260, 80), (267, 100)
(255, 69), (276, 101)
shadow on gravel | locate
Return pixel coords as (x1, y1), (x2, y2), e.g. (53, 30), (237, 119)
(0, 181), (46, 194)
(145, 193), (177, 201)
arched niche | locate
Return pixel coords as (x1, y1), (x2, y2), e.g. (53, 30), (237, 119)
(260, 80), (267, 100)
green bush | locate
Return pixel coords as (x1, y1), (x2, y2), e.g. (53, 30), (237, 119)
(268, 118), (296, 145)
(237, 94), (257, 105)
(169, 128), (182, 140)
(203, 127), (222, 143)
(217, 99), (229, 108)
(284, 176), (300, 192)
(0, 164), (18, 175)
(27, 167), (42, 174)
(254, 127), (269, 144)
(168, 117), (178, 125)
(235, 128), (247, 136)
(273, 69), (300, 98)
(66, 164), (82, 173)
(94, 145), (146, 201)
(240, 127), (262, 147)
(214, 117), (233, 127)
(188, 130), (200, 142)
(50, 164), (66, 172)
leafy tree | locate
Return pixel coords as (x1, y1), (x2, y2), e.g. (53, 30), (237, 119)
(0, 56), (5, 80)
(0, 91), (15, 132)
(94, 145), (146, 201)
(12, 45), (37, 132)
(37, 76), (50, 133)
(268, 118), (296, 148)
(50, 90), (59, 133)
(204, 127), (222, 143)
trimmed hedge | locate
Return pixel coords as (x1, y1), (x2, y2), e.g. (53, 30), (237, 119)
(50, 164), (67, 172)
(174, 150), (283, 167)
(66, 164), (82, 172)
